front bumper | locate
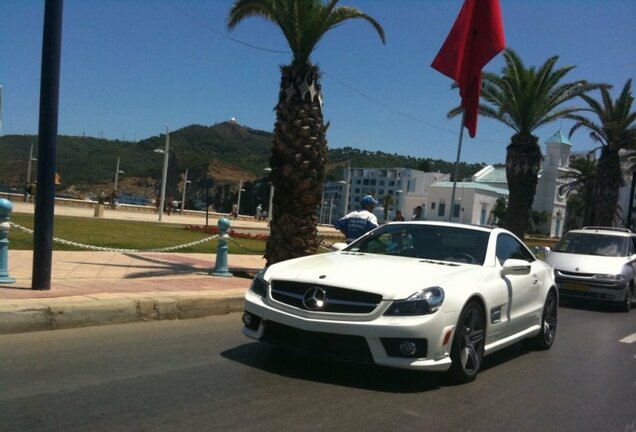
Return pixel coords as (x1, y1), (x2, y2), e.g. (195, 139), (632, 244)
(555, 275), (629, 303)
(242, 289), (456, 371)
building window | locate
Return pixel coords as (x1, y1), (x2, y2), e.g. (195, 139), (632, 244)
(354, 188), (360, 194)
(363, 179), (369, 186)
(431, 202), (436, 210)
(438, 200), (446, 217)
(355, 179), (361, 185)
(370, 179), (376, 186)
(453, 204), (460, 218)
(379, 180), (385, 186)
(389, 181), (395, 186)
(379, 189), (384, 195)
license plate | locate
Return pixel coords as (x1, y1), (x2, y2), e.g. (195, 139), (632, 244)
(562, 282), (589, 292)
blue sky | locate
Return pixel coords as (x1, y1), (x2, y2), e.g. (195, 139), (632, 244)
(1, 0), (635, 164)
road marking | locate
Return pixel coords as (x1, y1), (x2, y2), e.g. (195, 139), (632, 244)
(620, 332), (636, 344)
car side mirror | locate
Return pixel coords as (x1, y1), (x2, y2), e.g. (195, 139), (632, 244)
(501, 259), (531, 276)
(332, 242), (348, 251)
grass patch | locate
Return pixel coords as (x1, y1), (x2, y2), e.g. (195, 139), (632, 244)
(8, 213), (266, 254)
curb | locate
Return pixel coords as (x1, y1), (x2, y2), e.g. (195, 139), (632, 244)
(0, 293), (245, 335)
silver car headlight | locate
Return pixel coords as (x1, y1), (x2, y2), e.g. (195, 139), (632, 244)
(249, 269), (269, 297)
(593, 273), (625, 281)
(384, 287), (445, 316)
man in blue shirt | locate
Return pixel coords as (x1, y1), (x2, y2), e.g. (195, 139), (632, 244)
(334, 195), (379, 242)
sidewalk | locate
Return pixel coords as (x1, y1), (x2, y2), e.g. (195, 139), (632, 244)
(0, 250), (266, 335)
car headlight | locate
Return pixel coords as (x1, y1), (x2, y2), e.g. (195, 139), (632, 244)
(384, 287), (445, 316)
(593, 274), (625, 281)
(250, 270), (269, 297)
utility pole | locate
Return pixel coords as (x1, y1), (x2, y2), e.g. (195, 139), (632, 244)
(236, 179), (244, 216)
(0, 85), (3, 137)
(180, 168), (189, 213)
(158, 126), (169, 222)
(32, 0), (64, 290)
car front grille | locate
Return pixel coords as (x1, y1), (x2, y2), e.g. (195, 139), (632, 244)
(270, 281), (382, 314)
(557, 270), (596, 278)
(260, 321), (374, 364)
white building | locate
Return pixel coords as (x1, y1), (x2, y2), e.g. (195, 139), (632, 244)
(422, 130), (575, 237)
(322, 167), (450, 223)
(533, 131), (573, 237)
(426, 182), (509, 225)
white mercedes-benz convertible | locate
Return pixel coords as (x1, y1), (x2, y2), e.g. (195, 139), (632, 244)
(242, 222), (557, 382)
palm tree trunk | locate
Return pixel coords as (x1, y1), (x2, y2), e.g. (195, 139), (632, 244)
(594, 147), (622, 226)
(504, 133), (542, 238)
(265, 65), (328, 265)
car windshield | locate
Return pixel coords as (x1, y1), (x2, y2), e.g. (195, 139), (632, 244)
(553, 233), (629, 257)
(346, 224), (490, 265)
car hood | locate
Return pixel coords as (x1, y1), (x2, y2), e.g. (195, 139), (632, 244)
(264, 252), (484, 300)
(545, 252), (627, 274)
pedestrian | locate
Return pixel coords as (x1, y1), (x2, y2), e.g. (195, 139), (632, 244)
(412, 205), (425, 221)
(166, 196), (174, 215)
(334, 194), (379, 243)
(231, 203), (238, 219)
(394, 210), (405, 221)
(256, 203), (262, 220)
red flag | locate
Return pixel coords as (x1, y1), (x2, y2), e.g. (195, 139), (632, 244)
(432, 0), (505, 137)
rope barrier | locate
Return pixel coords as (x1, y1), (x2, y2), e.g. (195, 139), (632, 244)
(227, 237), (265, 254)
(9, 222), (220, 253)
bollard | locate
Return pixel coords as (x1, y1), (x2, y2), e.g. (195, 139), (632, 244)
(0, 198), (16, 284)
(210, 217), (233, 277)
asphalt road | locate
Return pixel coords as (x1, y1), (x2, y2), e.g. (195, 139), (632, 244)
(1, 304), (635, 432)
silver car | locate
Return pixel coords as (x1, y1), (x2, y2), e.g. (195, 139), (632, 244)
(543, 227), (635, 312)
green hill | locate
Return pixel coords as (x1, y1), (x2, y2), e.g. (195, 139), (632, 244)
(0, 121), (485, 210)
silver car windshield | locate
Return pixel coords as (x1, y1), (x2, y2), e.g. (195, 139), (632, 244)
(553, 233), (629, 257)
(346, 224), (490, 265)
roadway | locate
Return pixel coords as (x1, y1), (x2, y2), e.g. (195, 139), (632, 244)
(1, 303), (634, 431)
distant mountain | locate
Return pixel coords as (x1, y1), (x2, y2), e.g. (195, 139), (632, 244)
(0, 121), (485, 203)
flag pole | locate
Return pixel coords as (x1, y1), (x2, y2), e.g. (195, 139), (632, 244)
(448, 111), (465, 222)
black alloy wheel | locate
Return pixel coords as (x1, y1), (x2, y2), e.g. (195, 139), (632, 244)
(449, 301), (485, 383)
(533, 290), (558, 350)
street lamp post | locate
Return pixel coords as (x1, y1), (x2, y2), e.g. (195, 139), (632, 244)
(236, 179), (245, 217)
(154, 125), (170, 222)
(113, 157), (124, 191)
(328, 192), (337, 225)
(181, 168), (191, 214)
(263, 167), (274, 223)
(395, 189), (403, 217)
(26, 142), (37, 186)
(342, 164), (350, 217)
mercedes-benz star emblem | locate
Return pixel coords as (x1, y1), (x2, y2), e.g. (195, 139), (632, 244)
(302, 287), (327, 311)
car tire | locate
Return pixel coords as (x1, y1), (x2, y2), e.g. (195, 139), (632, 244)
(532, 290), (558, 350)
(620, 285), (633, 313)
(448, 301), (485, 383)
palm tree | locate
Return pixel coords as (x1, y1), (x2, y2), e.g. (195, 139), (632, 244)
(449, 49), (598, 238)
(568, 80), (636, 226)
(560, 156), (598, 226)
(227, 0), (385, 264)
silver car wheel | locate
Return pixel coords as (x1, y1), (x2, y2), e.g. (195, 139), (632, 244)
(459, 304), (485, 373)
(543, 293), (557, 345)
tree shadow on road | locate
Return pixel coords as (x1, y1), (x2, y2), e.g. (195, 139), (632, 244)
(64, 253), (254, 279)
